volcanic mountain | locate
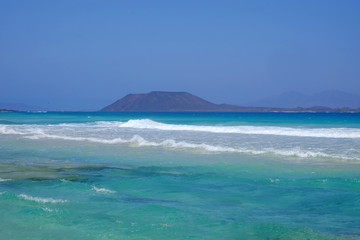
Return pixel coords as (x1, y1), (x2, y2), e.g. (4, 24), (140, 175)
(100, 91), (233, 112)
(100, 91), (360, 112)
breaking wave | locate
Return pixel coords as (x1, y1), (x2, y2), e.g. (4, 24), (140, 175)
(1, 120), (359, 161)
(2, 119), (360, 138)
(97, 119), (360, 138)
(4, 131), (358, 161)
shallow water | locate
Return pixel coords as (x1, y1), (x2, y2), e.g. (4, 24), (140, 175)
(0, 112), (360, 239)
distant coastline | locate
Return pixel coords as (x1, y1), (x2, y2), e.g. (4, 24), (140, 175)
(0, 109), (20, 113)
(2, 91), (360, 113)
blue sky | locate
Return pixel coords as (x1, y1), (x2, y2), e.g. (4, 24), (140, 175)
(1, 0), (360, 110)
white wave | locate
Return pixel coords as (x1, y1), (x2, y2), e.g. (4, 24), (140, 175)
(1, 122), (359, 161)
(1, 120), (360, 138)
(25, 133), (128, 144)
(0, 125), (47, 136)
(18, 194), (68, 203)
(92, 186), (116, 194)
(0, 178), (12, 182)
(0, 192), (5, 195)
(1, 125), (358, 161)
(94, 119), (360, 139)
(0, 125), (27, 135)
(28, 133), (360, 160)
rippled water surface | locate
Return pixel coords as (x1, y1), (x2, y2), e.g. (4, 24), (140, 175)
(1, 112), (360, 239)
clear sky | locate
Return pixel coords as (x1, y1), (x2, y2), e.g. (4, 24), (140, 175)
(1, 0), (360, 110)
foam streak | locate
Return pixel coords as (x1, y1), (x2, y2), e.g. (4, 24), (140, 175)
(18, 194), (67, 203)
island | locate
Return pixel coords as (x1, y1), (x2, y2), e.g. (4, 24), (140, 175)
(100, 91), (360, 113)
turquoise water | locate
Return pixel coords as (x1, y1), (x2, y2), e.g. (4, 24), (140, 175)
(1, 112), (360, 239)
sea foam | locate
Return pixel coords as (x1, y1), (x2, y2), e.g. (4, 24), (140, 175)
(0, 178), (12, 182)
(18, 194), (68, 203)
(41, 207), (57, 212)
(0, 123), (358, 160)
(20, 133), (359, 160)
(1, 120), (360, 138)
(92, 186), (116, 194)
(1, 121), (359, 161)
(96, 119), (360, 139)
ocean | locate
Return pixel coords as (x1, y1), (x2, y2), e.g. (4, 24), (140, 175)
(0, 112), (359, 240)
